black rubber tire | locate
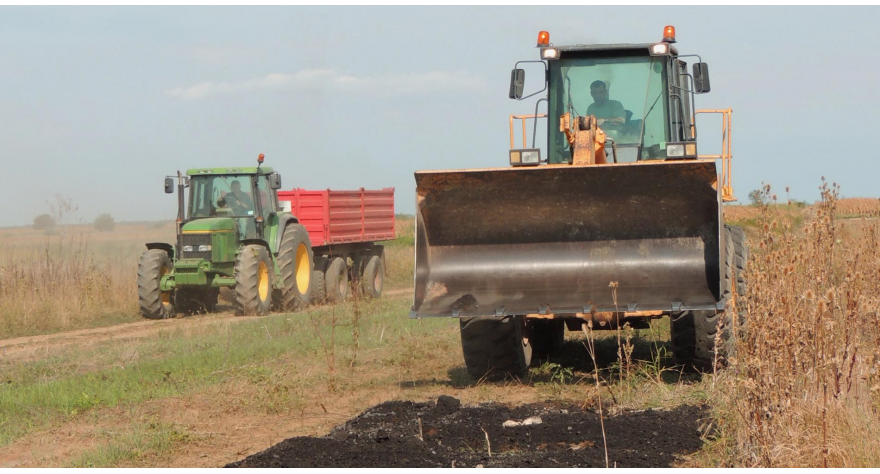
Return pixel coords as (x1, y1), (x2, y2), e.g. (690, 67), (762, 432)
(361, 252), (385, 299)
(324, 256), (349, 303)
(529, 319), (566, 358)
(276, 224), (313, 311)
(234, 245), (274, 316)
(460, 315), (532, 380)
(671, 225), (748, 371)
(137, 249), (175, 320)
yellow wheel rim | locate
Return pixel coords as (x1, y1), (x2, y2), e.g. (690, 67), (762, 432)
(258, 261), (269, 301)
(159, 266), (172, 307)
(295, 243), (310, 294)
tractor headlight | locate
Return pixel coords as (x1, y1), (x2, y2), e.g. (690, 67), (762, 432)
(541, 47), (559, 60)
(183, 245), (194, 252)
(198, 245), (212, 252)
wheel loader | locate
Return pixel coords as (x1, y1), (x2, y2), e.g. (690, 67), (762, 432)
(410, 26), (748, 377)
(138, 154), (314, 318)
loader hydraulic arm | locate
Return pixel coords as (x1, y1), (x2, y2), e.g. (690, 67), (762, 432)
(560, 113), (607, 166)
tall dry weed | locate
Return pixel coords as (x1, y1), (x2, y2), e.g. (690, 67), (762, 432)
(712, 180), (880, 467)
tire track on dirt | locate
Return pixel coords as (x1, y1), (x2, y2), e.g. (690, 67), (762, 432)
(0, 288), (412, 361)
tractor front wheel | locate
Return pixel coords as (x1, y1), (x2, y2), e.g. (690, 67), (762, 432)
(137, 249), (175, 320)
(234, 245), (274, 316)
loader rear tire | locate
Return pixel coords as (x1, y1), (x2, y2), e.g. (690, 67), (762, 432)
(671, 225), (748, 371)
(235, 245), (274, 316)
(324, 257), (349, 303)
(137, 249), (175, 320)
(361, 252), (385, 299)
(460, 315), (532, 380)
(529, 319), (565, 358)
(277, 224), (313, 311)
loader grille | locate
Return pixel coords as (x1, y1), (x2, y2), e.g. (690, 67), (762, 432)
(181, 233), (212, 260)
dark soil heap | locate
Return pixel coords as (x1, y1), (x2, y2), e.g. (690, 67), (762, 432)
(227, 397), (705, 468)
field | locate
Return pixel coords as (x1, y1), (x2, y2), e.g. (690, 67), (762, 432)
(1, 192), (879, 467)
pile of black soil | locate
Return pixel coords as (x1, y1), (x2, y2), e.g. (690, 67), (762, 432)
(227, 396), (706, 468)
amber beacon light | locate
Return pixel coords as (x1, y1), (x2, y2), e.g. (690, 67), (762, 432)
(663, 25), (676, 43)
(537, 31), (550, 47)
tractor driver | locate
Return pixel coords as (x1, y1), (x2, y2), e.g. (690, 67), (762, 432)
(586, 80), (626, 132)
(225, 180), (254, 215)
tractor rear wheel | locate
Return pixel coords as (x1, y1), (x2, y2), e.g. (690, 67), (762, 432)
(324, 256), (349, 303)
(671, 225), (748, 371)
(276, 224), (313, 311)
(234, 245), (274, 316)
(137, 249), (175, 320)
(529, 319), (566, 358)
(361, 251), (385, 299)
(460, 315), (532, 380)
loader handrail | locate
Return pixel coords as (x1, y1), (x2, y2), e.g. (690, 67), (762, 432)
(509, 114), (547, 149)
(695, 108), (734, 202)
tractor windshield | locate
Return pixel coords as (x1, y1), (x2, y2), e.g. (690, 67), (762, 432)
(189, 175), (256, 219)
(548, 55), (668, 164)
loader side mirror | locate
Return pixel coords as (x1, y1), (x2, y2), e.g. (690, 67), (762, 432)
(164, 177), (174, 194)
(269, 173), (282, 190)
(693, 63), (710, 93)
(509, 69), (525, 99)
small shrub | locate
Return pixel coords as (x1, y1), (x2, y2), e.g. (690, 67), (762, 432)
(33, 213), (56, 231)
(94, 214), (115, 232)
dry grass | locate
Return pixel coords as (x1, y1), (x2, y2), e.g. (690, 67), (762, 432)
(0, 218), (415, 340)
(834, 197), (880, 219)
(705, 181), (880, 467)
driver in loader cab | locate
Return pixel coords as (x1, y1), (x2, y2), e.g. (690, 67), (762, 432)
(586, 80), (626, 132)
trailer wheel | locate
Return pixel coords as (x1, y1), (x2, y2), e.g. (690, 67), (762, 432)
(324, 256), (349, 303)
(137, 249), (175, 320)
(671, 225), (748, 371)
(276, 224), (313, 311)
(361, 252), (385, 299)
(235, 245), (275, 316)
(460, 315), (532, 380)
(529, 319), (565, 358)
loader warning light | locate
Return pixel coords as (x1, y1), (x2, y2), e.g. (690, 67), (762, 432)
(537, 31), (550, 47)
(257, 153), (265, 164)
(663, 25), (676, 43)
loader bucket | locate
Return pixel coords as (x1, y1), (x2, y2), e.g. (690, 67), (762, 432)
(411, 160), (724, 318)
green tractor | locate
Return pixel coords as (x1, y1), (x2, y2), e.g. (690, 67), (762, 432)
(137, 154), (313, 318)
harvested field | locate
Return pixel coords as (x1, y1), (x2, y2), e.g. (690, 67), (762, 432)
(229, 397), (706, 468)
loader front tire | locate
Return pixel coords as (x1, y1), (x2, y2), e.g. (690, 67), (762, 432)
(460, 315), (532, 380)
(235, 245), (274, 316)
(137, 249), (175, 320)
(276, 224), (313, 311)
(671, 225), (748, 371)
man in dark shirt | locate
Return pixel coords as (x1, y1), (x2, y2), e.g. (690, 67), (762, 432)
(225, 180), (254, 215)
(586, 80), (626, 130)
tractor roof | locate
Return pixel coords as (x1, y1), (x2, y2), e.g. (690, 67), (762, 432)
(186, 167), (275, 176)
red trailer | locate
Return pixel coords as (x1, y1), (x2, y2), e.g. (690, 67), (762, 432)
(277, 188), (395, 303)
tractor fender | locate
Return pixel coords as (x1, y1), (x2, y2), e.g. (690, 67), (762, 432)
(146, 242), (175, 260)
(240, 238), (272, 254)
(274, 214), (300, 254)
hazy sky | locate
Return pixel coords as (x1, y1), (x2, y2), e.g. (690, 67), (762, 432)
(1, 6), (878, 227)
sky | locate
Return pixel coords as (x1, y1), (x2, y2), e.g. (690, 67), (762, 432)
(1, 6), (879, 227)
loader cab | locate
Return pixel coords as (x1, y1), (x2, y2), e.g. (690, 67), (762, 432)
(511, 28), (708, 165)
